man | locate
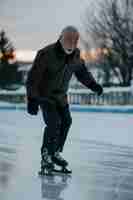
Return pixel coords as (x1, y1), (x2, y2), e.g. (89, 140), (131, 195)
(26, 26), (103, 175)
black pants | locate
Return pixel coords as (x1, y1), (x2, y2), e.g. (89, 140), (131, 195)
(40, 101), (72, 156)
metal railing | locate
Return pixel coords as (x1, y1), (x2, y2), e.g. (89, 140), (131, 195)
(0, 87), (133, 105)
(68, 88), (133, 105)
(68, 91), (133, 105)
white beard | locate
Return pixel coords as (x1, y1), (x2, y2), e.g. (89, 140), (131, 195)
(60, 40), (74, 54)
(64, 49), (74, 55)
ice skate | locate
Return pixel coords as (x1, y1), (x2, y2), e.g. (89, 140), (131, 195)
(39, 149), (54, 176)
(52, 152), (68, 167)
(53, 166), (72, 174)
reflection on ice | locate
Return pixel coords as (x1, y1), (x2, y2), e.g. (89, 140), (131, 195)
(0, 161), (13, 187)
(40, 175), (69, 200)
(0, 130), (17, 198)
(0, 155), (17, 200)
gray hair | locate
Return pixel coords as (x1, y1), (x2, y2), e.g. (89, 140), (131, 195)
(60, 25), (79, 38)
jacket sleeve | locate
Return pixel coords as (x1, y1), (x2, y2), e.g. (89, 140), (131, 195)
(26, 50), (47, 99)
(74, 64), (98, 91)
(74, 50), (98, 91)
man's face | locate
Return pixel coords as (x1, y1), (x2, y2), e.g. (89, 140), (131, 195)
(61, 31), (79, 54)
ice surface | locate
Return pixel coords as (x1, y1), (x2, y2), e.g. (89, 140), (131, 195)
(0, 110), (133, 200)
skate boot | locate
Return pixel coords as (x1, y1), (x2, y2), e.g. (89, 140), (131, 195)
(52, 152), (68, 167)
(39, 149), (54, 176)
(53, 166), (72, 174)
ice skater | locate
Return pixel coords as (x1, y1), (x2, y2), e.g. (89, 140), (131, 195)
(26, 25), (103, 175)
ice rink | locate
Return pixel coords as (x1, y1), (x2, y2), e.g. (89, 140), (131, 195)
(0, 109), (133, 200)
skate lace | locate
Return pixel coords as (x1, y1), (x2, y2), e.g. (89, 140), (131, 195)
(55, 153), (64, 161)
(47, 155), (53, 163)
(42, 153), (52, 164)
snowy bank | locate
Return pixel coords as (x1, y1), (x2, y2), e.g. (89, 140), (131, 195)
(0, 102), (133, 113)
(0, 86), (132, 95)
(0, 86), (133, 105)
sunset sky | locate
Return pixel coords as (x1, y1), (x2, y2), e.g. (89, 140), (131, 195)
(0, 0), (94, 51)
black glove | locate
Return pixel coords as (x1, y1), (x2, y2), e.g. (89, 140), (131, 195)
(90, 83), (103, 96)
(94, 83), (103, 96)
(27, 98), (39, 115)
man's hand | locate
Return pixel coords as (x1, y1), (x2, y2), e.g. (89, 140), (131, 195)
(94, 84), (103, 96)
(27, 97), (39, 115)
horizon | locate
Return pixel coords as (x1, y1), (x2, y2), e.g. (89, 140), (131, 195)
(14, 47), (103, 63)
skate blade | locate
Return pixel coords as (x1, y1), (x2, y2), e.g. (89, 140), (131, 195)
(52, 169), (72, 176)
(38, 171), (53, 177)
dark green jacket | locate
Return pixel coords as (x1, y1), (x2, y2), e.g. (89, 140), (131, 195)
(26, 40), (97, 106)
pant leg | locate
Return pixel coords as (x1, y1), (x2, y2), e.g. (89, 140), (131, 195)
(41, 101), (61, 156)
(56, 104), (72, 152)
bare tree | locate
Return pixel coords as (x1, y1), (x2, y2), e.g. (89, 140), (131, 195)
(0, 30), (15, 61)
(0, 30), (22, 90)
(82, 0), (133, 86)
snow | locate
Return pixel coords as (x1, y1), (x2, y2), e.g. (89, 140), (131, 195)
(0, 110), (133, 200)
(69, 87), (132, 94)
(0, 86), (132, 96)
(0, 86), (26, 95)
